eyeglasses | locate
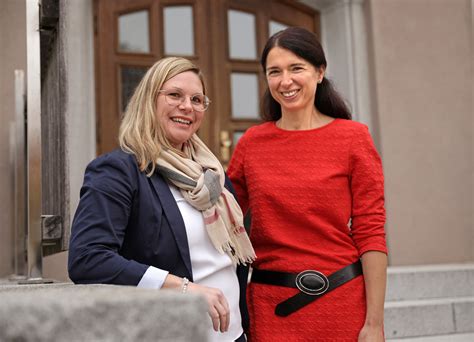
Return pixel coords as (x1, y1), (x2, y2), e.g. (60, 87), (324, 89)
(158, 89), (211, 112)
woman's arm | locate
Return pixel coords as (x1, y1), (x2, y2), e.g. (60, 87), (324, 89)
(359, 251), (387, 342)
(68, 152), (148, 285)
(348, 124), (388, 341)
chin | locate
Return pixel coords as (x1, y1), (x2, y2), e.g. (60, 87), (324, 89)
(280, 101), (306, 111)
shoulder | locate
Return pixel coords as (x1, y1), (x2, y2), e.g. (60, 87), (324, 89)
(334, 119), (369, 134)
(338, 121), (381, 164)
(89, 149), (138, 172)
(238, 121), (276, 145)
(232, 122), (272, 160)
(246, 121), (275, 135)
(332, 119), (375, 144)
(84, 149), (142, 188)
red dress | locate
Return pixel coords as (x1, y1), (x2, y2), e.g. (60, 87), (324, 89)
(227, 119), (387, 341)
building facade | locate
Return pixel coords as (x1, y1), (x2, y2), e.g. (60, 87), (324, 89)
(0, 0), (472, 282)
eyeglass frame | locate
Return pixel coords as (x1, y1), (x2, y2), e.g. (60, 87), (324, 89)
(157, 88), (211, 112)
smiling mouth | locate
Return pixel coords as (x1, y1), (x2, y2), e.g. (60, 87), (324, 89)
(171, 117), (192, 125)
(281, 89), (299, 98)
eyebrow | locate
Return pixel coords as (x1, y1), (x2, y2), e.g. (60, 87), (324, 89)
(267, 62), (306, 71)
(162, 87), (204, 96)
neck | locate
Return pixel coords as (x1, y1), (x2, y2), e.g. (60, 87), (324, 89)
(278, 108), (328, 130)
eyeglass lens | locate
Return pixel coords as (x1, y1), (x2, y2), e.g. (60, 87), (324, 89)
(161, 90), (209, 111)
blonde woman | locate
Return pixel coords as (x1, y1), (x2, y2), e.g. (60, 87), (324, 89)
(68, 57), (255, 342)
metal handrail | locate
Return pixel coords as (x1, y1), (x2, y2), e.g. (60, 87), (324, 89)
(23, 0), (45, 282)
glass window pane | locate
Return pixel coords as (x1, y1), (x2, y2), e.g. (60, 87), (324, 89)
(164, 6), (194, 56)
(228, 10), (256, 60)
(269, 20), (288, 37)
(121, 66), (149, 111)
(230, 73), (259, 119)
(119, 10), (150, 53)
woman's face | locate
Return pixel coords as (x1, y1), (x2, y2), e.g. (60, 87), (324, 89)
(156, 71), (205, 150)
(265, 47), (324, 114)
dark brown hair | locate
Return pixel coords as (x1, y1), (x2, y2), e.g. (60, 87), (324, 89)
(261, 27), (352, 121)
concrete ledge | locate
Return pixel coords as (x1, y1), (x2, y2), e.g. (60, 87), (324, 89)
(387, 263), (474, 301)
(0, 283), (208, 342)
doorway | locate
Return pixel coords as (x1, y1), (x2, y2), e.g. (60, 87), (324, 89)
(94, 0), (319, 164)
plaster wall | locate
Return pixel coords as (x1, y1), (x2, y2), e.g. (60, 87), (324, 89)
(0, 0), (26, 277)
(368, 0), (473, 264)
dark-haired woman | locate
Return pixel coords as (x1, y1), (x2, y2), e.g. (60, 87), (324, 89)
(228, 27), (388, 341)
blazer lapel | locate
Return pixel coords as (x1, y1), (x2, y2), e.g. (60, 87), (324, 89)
(149, 173), (193, 278)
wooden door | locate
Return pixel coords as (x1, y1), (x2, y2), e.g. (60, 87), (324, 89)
(94, 0), (212, 154)
(208, 0), (319, 166)
(94, 0), (319, 161)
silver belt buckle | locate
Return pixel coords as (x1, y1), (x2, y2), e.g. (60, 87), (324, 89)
(295, 270), (329, 296)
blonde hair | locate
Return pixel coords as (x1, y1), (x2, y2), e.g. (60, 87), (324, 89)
(119, 57), (206, 175)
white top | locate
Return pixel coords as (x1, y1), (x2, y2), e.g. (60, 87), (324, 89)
(137, 184), (243, 342)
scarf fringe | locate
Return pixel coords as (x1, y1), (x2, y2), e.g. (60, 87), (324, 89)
(218, 241), (257, 266)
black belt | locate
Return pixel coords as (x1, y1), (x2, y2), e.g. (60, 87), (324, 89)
(251, 260), (362, 317)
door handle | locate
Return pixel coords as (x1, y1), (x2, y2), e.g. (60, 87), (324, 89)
(220, 130), (232, 164)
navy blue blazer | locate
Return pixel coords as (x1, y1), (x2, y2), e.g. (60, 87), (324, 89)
(68, 149), (249, 328)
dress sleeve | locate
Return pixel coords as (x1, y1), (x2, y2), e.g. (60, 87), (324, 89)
(349, 125), (388, 256)
(68, 153), (149, 285)
(227, 133), (250, 215)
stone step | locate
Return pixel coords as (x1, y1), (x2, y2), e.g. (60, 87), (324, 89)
(386, 263), (474, 301)
(384, 296), (474, 339)
(388, 332), (474, 341)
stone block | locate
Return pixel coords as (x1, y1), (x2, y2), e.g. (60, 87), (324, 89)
(384, 299), (455, 339)
(0, 283), (208, 342)
(454, 299), (474, 333)
(387, 264), (474, 301)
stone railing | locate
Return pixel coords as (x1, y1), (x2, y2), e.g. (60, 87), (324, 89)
(0, 283), (208, 341)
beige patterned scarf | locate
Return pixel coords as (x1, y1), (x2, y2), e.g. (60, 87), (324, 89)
(156, 134), (256, 265)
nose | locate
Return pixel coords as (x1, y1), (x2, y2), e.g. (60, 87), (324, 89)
(281, 71), (293, 87)
(178, 96), (194, 112)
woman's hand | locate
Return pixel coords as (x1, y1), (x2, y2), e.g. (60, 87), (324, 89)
(187, 282), (230, 332)
(358, 323), (385, 342)
(162, 274), (230, 332)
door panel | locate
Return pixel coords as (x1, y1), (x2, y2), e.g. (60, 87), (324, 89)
(230, 72), (260, 120)
(94, 0), (319, 161)
(163, 6), (195, 56)
(227, 9), (258, 60)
